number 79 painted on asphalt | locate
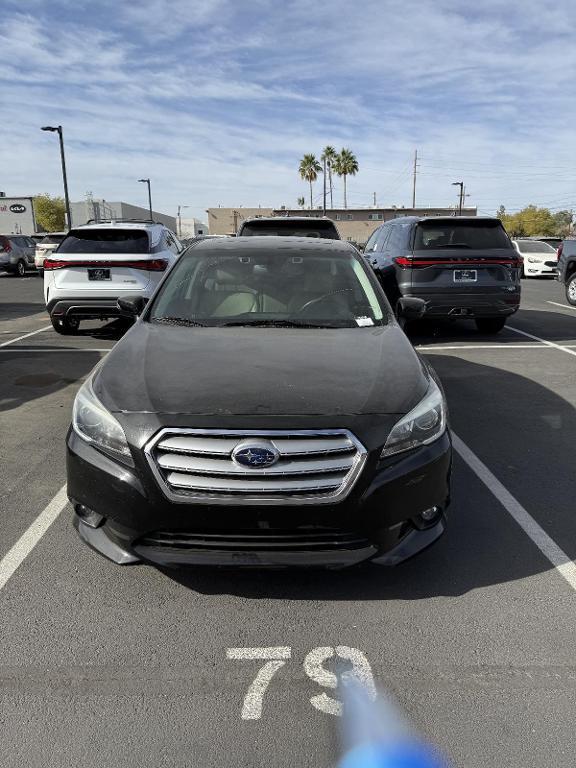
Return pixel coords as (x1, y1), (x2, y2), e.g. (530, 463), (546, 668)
(226, 646), (376, 719)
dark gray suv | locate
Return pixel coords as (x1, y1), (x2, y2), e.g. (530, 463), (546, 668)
(556, 239), (576, 306)
(0, 234), (37, 276)
(364, 216), (521, 333)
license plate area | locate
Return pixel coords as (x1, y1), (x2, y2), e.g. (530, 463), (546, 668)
(88, 268), (111, 281)
(453, 269), (477, 282)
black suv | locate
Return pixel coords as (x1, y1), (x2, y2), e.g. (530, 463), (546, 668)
(68, 237), (450, 569)
(364, 216), (521, 333)
(238, 216), (340, 239)
(556, 240), (576, 306)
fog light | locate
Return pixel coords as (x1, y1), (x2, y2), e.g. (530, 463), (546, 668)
(420, 506), (440, 521)
(74, 504), (104, 529)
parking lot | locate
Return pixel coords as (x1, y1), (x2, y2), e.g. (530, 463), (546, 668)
(1, 272), (576, 767)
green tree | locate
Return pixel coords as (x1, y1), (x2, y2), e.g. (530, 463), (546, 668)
(297, 196), (306, 208)
(552, 210), (574, 237)
(34, 193), (66, 231)
(298, 154), (322, 210)
(497, 204), (559, 237)
(333, 148), (359, 209)
(321, 146), (338, 208)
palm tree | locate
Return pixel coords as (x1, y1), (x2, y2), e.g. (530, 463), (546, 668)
(297, 196), (305, 209)
(333, 148), (359, 209)
(321, 146), (338, 209)
(298, 154), (322, 210)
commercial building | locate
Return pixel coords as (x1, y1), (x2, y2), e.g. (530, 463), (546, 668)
(0, 195), (37, 234)
(207, 206), (478, 244)
(70, 199), (177, 232)
(178, 217), (209, 239)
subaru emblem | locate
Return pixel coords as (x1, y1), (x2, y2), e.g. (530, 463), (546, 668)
(232, 440), (280, 469)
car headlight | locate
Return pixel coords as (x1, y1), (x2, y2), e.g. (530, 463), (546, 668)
(72, 377), (133, 465)
(381, 378), (447, 458)
(527, 257), (540, 263)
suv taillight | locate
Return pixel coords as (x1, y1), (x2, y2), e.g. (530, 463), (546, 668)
(44, 258), (168, 271)
(557, 243), (563, 260)
(0, 237), (12, 253)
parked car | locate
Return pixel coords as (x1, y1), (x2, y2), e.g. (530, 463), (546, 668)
(556, 239), (576, 306)
(0, 234), (37, 276)
(35, 232), (67, 274)
(43, 221), (183, 334)
(532, 236), (562, 250)
(237, 216), (340, 239)
(67, 236), (451, 568)
(512, 238), (558, 278)
(363, 216), (521, 333)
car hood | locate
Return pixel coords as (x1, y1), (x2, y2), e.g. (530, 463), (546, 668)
(94, 322), (429, 417)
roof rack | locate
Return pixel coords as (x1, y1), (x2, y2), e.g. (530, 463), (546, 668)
(83, 218), (162, 225)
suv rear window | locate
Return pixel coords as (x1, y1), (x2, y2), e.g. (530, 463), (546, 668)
(240, 220), (340, 239)
(57, 229), (150, 254)
(414, 220), (511, 250)
(515, 240), (556, 254)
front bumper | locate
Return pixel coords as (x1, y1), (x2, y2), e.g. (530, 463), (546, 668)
(67, 428), (452, 568)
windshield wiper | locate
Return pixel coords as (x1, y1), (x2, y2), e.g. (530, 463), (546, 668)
(153, 316), (207, 327)
(219, 319), (333, 328)
(431, 243), (471, 248)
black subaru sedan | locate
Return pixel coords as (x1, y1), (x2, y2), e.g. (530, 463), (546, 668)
(67, 237), (451, 568)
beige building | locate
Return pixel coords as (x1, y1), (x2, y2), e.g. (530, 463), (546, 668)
(207, 206), (478, 244)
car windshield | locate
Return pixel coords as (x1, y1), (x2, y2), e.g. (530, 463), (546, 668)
(516, 240), (556, 254)
(57, 229), (150, 254)
(414, 221), (511, 249)
(149, 247), (387, 328)
(40, 234), (65, 245)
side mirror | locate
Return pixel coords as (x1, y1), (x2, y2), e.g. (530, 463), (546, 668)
(397, 297), (426, 320)
(117, 296), (148, 316)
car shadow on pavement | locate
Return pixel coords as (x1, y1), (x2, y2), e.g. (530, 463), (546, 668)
(0, 301), (46, 322)
(161, 353), (576, 600)
(409, 308), (576, 346)
(0, 351), (103, 412)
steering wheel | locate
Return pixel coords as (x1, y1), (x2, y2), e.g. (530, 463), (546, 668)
(295, 288), (354, 314)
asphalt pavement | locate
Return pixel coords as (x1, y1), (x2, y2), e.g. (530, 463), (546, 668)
(1, 271), (576, 768)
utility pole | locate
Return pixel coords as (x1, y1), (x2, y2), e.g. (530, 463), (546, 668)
(452, 181), (464, 215)
(373, 192), (377, 207)
(412, 149), (418, 209)
(323, 154), (327, 216)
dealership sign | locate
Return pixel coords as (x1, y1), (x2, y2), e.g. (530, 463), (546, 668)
(0, 197), (36, 233)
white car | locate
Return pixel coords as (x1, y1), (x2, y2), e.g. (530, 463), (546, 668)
(35, 232), (67, 273)
(43, 221), (183, 334)
(512, 238), (558, 278)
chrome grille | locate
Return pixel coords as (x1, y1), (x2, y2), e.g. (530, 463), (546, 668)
(145, 429), (367, 505)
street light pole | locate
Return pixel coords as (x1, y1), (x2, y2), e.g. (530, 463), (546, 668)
(451, 181), (464, 215)
(138, 178), (153, 220)
(322, 154), (327, 216)
(41, 125), (71, 228)
(177, 205), (189, 237)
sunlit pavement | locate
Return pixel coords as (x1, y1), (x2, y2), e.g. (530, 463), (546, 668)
(1, 273), (575, 768)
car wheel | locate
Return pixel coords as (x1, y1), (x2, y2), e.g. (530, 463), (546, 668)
(566, 274), (576, 307)
(50, 316), (80, 335)
(15, 259), (27, 277)
(475, 318), (506, 334)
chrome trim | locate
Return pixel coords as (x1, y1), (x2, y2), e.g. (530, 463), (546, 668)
(144, 428), (367, 505)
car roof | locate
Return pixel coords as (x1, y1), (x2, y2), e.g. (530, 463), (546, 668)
(390, 216), (501, 224)
(185, 235), (355, 252)
(241, 216), (337, 224)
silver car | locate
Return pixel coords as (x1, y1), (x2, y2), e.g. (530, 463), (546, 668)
(0, 234), (37, 277)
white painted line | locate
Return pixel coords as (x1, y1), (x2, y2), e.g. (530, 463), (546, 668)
(0, 348), (110, 353)
(0, 325), (51, 348)
(453, 433), (576, 592)
(547, 301), (576, 311)
(416, 344), (548, 351)
(508, 326), (576, 358)
(0, 485), (68, 593)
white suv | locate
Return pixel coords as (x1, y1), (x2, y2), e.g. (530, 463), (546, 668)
(43, 221), (183, 334)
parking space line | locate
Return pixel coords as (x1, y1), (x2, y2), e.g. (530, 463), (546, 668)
(508, 326), (576, 358)
(416, 344), (548, 351)
(0, 325), (51, 348)
(453, 433), (576, 593)
(547, 301), (576, 311)
(0, 485), (68, 593)
(0, 348), (110, 353)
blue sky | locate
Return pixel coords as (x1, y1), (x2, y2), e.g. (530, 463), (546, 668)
(1, 0), (575, 224)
